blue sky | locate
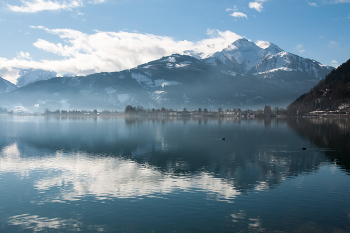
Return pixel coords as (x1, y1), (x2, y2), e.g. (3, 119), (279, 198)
(0, 0), (349, 83)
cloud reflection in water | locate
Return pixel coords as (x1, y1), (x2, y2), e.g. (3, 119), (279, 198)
(7, 214), (81, 232)
(0, 143), (240, 203)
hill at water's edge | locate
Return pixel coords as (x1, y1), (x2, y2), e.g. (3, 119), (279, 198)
(287, 59), (350, 114)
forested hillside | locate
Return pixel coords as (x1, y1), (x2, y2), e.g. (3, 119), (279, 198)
(287, 59), (350, 114)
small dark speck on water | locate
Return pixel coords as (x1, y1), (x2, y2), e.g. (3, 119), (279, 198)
(222, 138), (225, 140)
(302, 147), (307, 150)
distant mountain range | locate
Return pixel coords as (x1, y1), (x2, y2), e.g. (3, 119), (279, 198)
(0, 38), (334, 113)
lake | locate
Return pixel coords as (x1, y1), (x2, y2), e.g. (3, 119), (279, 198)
(0, 115), (349, 232)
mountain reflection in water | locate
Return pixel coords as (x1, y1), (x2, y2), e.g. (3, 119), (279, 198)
(0, 115), (349, 233)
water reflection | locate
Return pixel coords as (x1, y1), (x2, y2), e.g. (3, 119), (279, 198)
(287, 117), (350, 174)
(1, 116), (350, 232)
(8, 214), (81, 232)
(0, 116), (329, 195)
(0, 142), (240, 201)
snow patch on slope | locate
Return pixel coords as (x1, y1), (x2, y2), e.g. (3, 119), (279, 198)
(154, 79), (180, 88)
(131, 73), (154, 87)
(175, 63), (190, 68)
(162, 57), (176, 63)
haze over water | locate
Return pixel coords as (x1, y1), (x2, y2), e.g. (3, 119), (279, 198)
(0, 115), (349, 232)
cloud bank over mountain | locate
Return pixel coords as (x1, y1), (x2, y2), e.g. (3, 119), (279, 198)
(0, 28), (241, 84)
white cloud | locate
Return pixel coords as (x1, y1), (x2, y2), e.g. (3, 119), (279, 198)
(7, 0), (105, 13)
(308, 2), (318, 6)
(230, 12), (248, 18)
(226, 5), (238, 12)
(249, 0), (266, 12)
(226, 5), (247, 18)
(256, 40), (271, 49)
(294, 44), (305, 53)
(328, 40), (339, 49)
(331, 60), (338, 67)
(249, 2), (263, 12)
(17, 51), (31, 59)
(0, 27), (242, 84)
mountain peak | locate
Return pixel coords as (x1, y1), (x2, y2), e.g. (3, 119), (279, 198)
(265, 42), (283, 54)
(230, 38), (258, 50)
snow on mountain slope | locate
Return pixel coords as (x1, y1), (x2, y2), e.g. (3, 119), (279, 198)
(139, 54), (202, 70)
(250, 52), (333, 79)
(204, 38), (333, 79)
(205, 39), (283, 73)
(16, 69), (58, 87)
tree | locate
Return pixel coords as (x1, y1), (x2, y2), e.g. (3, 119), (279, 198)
(264, 105), (272, 116)
(198, 108), (202, 113)
(161, 107), (166, 113)
(203, 108), (208, 113)
(125, 105), (135, 113)
(218, 108), (222, 112)
(183, 107), (187, 112)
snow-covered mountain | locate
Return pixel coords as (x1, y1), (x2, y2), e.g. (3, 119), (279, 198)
(0, 39), (335, 112)
(16, 69), (58, 87)
(0, 77), (18, 94)
(205, 39), (282, 73)
(205, 38), (332, 79)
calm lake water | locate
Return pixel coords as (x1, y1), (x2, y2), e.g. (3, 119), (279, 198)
(0, 115), (349, 233)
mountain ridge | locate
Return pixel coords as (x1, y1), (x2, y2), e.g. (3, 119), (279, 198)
(0, 38), (335, 113)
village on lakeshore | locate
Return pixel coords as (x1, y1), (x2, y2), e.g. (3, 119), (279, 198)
(1, 104), (350, 118)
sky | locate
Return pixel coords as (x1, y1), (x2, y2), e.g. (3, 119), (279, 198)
(0, 0), (349, 84)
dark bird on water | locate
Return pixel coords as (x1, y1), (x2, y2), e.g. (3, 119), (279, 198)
(222, 138), (225, 140)
(302, 147), (306, 150)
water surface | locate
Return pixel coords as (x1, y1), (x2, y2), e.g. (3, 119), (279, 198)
(0, 116), (349, 232)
